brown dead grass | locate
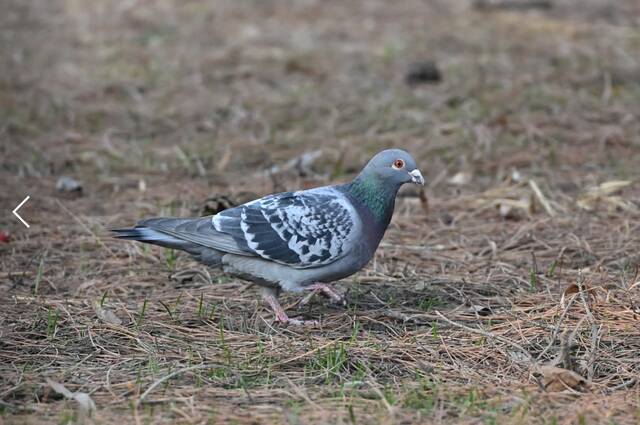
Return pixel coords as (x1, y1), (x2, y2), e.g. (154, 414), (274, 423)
(1, 0), (640, 424)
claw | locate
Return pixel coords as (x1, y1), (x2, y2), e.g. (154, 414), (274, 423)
(262, 289), (319, 326)
(299, 288), (321, 306)
(303, 283), (346, 306)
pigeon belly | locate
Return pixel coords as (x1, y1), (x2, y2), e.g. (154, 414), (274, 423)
(220, 238), (373, 293)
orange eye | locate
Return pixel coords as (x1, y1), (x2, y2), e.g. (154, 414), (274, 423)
(392, 159), (405, 169)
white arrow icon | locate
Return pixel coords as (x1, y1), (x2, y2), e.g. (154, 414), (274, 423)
(12, 196), (31, 228)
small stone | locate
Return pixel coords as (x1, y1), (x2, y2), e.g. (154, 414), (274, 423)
(439, 212), (454, 226)
(198, 192), (258, 216)
(56, 176), (83, 193)
(468, 305), (493, 316)
(405, 61), (442, 85)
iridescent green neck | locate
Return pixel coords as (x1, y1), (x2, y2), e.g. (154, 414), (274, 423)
(347, 174), (398, 224)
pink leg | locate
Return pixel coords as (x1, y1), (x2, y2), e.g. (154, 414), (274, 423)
(300, 283), (346, 306)
(262, 288), (318, 326)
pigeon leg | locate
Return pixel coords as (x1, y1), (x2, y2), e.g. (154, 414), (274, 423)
(261, 288), (318, 326)
(300, 283), (346, 306)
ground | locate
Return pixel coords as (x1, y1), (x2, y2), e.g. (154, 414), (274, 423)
(1, 0), (640, 424)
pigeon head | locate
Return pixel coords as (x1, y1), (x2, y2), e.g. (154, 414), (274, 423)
(347, 149), (424, 224)
(360, 149), (425, 187)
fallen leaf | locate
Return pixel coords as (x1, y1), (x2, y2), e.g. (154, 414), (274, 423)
(47, 379), (96, 413)
(47, 379), (73, 399)
(266, 150), (323, 177)
(577, 180), (636, 212)
(560, 283), (597, 308)
(539, 366), (587, 392)
(448, 171), (471, 186)
(498, 203), (513, 218)
(496, 196), (532, 219)
(93, 301), (122, 325)
(591, 180), (633, 196)
(414, 282), (427, 291)
(73, 393), (97, 413)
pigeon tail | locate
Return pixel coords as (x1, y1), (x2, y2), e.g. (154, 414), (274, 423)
(111, 217), (224, 266)
(112, 225), (186, 246)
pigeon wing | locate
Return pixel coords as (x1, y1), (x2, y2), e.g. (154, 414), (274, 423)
(212, 188), (358, 269)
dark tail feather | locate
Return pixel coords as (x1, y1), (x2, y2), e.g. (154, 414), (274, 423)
(111, 228), (154, 240)
(111, 219), (197, 252)
(111, 218), (223, 266)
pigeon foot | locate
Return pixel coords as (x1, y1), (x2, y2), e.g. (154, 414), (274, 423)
(263, 292), (319, 326)
(299, 283), (346, 306)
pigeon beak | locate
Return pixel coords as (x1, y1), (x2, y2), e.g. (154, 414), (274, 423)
(409, 169), (425, 185)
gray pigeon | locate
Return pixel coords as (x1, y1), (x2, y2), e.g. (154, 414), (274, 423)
(113, 149), (425, 325)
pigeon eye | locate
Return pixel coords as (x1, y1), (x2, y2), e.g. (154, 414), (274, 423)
(392, 159), (405, 169)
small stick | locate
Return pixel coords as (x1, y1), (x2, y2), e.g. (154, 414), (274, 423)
(55, 199), (117, 257)
(529, 180), (555, 217)
(607, 378), (637, 392)
(577, 274), (599, 381)
(137, 364), (212, 406)
(537, 296), (578, 361)
(434, 311), (534, 363)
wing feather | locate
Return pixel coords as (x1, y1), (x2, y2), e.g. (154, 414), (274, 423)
(212, 188), (358, 269)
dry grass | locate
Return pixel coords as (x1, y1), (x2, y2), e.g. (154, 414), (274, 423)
(1, 0), (640, 424)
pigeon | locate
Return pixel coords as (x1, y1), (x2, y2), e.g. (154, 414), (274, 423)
(113, 149), (425, 325)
